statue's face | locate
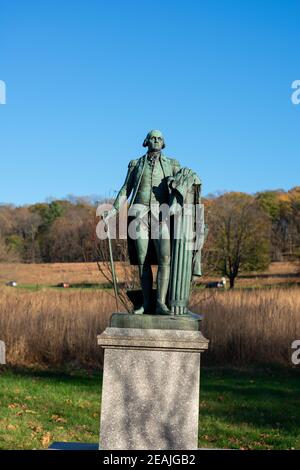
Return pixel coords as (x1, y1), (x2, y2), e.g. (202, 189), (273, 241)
(147, 131), (164, 152)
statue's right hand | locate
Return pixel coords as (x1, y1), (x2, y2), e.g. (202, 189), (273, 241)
(101, 210), (110, 223)
(101, 209), (116, 224)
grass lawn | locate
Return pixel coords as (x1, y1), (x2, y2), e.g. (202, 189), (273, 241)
(0, 366), (299, 450)
(0, 368), (102, 450)
(199, 367), (300, 450)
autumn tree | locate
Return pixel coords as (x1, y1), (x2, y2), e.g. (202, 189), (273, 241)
(256, 187), (300, 261)
(44, 204), (95, 262)
(206, 192), (271, 288)
(0, 205), (20, 261)
(0, 236), (19, 262)
(0, 205), (14, 237)
(13, 207), (42, 262)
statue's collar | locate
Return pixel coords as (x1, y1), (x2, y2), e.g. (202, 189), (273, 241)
(143, 152), (166, 162)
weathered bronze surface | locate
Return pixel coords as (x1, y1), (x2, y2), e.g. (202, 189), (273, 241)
(103, 130), (206, 316)
(110, 312), (203, 331)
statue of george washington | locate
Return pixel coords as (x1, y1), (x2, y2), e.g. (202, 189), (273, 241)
(102, 130), (206, 316)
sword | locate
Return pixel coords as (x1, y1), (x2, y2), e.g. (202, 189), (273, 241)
(104, 218), (119, 312)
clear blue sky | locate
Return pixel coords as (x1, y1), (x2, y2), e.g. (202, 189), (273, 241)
(0, 0), (299, 205)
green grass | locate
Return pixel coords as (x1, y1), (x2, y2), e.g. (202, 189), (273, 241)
(0, 367), (102, 449)
(199, 367), (300, 450)
(0, 367), (299, 450)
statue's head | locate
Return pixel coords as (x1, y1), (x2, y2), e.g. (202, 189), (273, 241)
(143, 130), (165, 151)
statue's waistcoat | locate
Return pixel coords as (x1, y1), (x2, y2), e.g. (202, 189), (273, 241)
(134, 158), (169, 206)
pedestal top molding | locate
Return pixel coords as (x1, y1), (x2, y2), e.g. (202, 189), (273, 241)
(98, 327), (209, 353)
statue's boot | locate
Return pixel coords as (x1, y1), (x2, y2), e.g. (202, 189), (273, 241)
(133, 305), (146, 315)
(156, 264), (171, 315)
(133, 264), (153, 315)
(156, 300), (171, 315)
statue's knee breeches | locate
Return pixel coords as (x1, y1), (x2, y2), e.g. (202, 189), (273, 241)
(158, 255), (170, 267)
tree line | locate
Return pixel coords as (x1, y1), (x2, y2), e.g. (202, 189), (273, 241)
(0, 187), (299, 287)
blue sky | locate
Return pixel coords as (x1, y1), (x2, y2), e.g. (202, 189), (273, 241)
(0, 0), (299, 205)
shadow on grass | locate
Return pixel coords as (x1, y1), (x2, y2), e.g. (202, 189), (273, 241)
(201, 367), (300, 434)
(68, 282), (127, 290)
(15, 282), (113, 291)
(0, 365), (103, 388)
(68, 283), (110, 290)
(2, 365), (299, 438)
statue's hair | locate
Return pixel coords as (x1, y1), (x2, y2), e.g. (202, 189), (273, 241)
(143, 130), (165, 149)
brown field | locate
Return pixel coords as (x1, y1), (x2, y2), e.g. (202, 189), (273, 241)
(0, 260), (299, 368)
(0, 261), (299, 288)
(0, 262), (109, 286)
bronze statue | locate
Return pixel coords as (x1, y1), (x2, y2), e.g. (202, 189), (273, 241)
(103, 130), (206, 315)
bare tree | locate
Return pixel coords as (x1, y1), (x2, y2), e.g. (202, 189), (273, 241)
(14, 207), (42, 262)
(0, 236), (19, 262)
(206, 192), (271, 288)
(93, 207), (141, 313)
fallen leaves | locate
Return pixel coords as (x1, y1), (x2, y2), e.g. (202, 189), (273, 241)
(41, 432), (51, 447)
(7, 402), (39, 418)
(28, 422), (43, 433)
(51, 415), (67, 423)
(78, 400), (91, 409)
(6, 424), (18, 431)
(8, 403), (25, 409)
(202, 434), (217, 443)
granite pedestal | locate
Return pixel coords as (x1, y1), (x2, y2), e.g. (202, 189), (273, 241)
(98, 314), (209, 450)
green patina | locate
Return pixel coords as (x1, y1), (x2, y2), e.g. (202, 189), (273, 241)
(103, 130), (206, 317)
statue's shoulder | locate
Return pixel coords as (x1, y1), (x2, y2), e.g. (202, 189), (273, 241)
(128, 158), (139, 168)
(164, 155), (181, 167)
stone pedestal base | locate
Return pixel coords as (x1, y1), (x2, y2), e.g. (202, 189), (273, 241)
(98, 326), (209, 450)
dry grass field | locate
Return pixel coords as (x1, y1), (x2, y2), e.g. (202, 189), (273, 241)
(0, 288), (112, 368)
(194, 288), (300, 366)
(0, 261), (110, 286)
(0, 261), (299, 289)
(0, 260), (299, 368)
